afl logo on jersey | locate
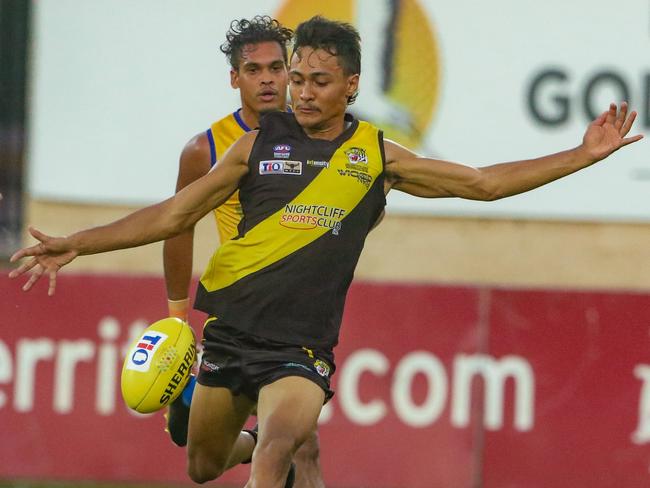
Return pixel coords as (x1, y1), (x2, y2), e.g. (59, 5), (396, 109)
(273, 144), (292, 158)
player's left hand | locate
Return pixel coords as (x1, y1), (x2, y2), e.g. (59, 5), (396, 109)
(581, 102), (643, 162)
(8, 227), (78, 296)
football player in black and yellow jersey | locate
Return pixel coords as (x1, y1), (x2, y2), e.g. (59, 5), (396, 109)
(11, 15), (643, 488)
(162, 16), (320, 488)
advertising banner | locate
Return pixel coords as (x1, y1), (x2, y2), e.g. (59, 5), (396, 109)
(2, 274), (650, 487)
(28, 0), (649, 220)
(484, 290), (650, 488)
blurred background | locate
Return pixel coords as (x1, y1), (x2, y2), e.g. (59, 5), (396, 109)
(1, 1), (649, 487)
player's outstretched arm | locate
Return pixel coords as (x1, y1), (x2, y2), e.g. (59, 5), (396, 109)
(9, 132), (255, 295)
(384, 102), (643, 200)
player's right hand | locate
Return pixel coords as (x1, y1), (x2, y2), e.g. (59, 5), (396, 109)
(9, 226), (78, 296)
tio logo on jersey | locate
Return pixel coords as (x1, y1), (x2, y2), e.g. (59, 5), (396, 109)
(259, 160), (303, 175)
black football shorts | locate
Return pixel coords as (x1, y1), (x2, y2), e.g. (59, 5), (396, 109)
(197, 318), (335, 402)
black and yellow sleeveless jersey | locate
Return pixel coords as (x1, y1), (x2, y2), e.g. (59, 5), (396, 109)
(195, 112), (386, 350)
(206, 109), (250, 242)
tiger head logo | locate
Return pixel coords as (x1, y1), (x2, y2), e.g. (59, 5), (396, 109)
(345, 147), (368, 165)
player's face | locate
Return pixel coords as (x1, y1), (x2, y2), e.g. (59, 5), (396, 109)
(289, 47), (359, 133)
(231, 41), (288, 114)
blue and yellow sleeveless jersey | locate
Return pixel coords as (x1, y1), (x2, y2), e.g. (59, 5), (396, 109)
(206, 109), (250, 243)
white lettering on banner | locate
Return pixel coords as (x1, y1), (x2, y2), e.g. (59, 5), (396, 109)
(1, 318), (147, 414)
(338, 349), (389, 425)
(0, 324), (534, 432)
(392, 351), (448, 427)
(15, 339), (55, 412)
(0, 341), (12, 409)
(54, 340), (95, 413)
(631, 364), (650, 444)
(451, 354), (535, 431)
(324, 349), (535, 431)
(96, 318), (120, 415)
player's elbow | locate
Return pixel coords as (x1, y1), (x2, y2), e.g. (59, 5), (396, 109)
(162, 201), (199, 238)
(466, 175), (502, 201)
(167, 214), (195, 239)
(478, 185), (502, 201)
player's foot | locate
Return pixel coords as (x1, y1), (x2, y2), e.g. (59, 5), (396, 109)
(242, 424), (295, 488)
(164, 375), (196, 447)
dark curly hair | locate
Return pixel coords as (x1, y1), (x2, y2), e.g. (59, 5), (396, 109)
(293, 16), (361, 104)
(220, 16), (294, 70)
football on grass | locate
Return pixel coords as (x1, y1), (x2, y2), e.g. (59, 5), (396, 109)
(121, 317), (196, 413)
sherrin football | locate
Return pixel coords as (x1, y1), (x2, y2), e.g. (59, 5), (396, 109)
(121, 317), (196, 413)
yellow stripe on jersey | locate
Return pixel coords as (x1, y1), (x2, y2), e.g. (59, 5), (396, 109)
(209, 113), (247, 243)
(200, 121), (382, 292)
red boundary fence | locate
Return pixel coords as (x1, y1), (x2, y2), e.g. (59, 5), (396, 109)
(2, 273), (650, 487)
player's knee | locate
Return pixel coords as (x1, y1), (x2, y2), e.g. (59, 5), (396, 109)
(254, 434), (296, 466)
(187, 463), (225, 484)
(187, 452), (227, 484)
